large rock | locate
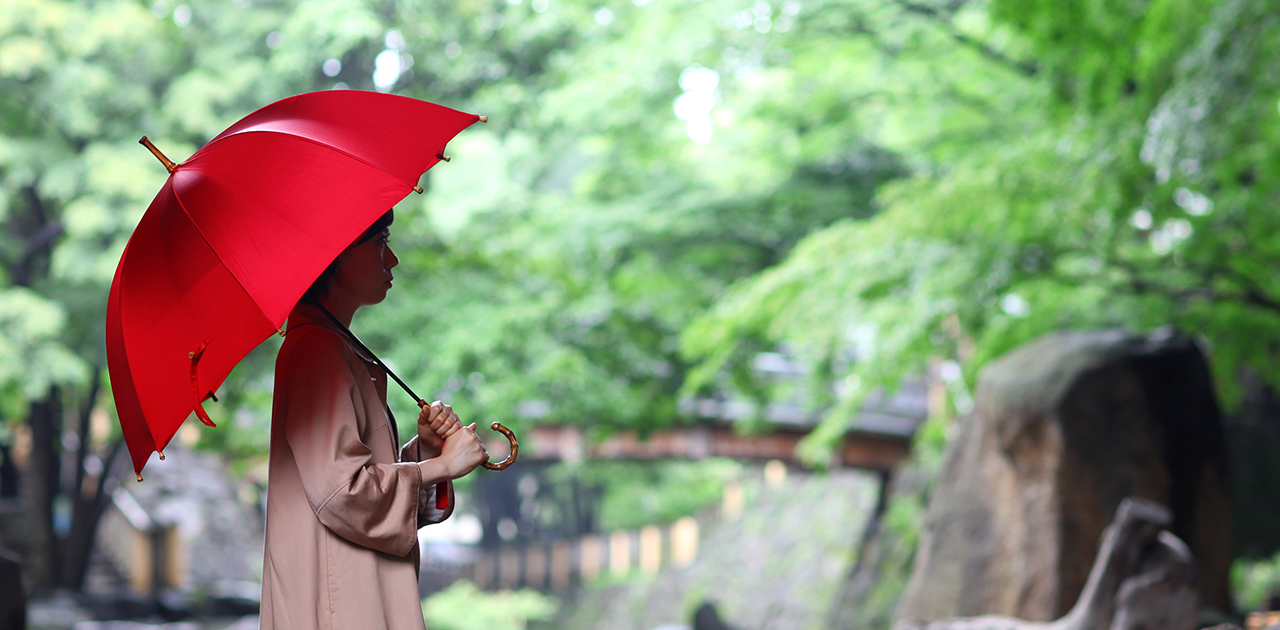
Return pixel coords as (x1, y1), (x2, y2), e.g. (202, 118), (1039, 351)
(897, 498), (1200, 630)
(895, 328), (1232, 623)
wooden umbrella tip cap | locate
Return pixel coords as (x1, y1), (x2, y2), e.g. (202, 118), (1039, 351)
(158, 450), (165, 460)
(139, 135), (178, 174)
(478, 115), (489, 123)
(136, 473), (144, 482)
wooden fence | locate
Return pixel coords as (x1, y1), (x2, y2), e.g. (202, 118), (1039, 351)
(462, 516), (701, 592)
(97, 488), (185, 593)
(439, 472), (784, 593)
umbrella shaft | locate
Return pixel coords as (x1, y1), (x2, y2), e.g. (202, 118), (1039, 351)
(314, 303), (423, 405)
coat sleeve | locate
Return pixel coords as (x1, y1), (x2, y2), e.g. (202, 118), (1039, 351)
(279, 330), (423, 557)
(399, 436), (455, 526)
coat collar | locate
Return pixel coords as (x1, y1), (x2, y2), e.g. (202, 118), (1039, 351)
(286, 301), (379, 365)
(286, 301), (399, 449)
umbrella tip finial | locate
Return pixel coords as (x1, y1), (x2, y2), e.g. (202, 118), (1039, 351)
(136, 473), (144, 482)
(478, 115), (489, 123)
(435, 154), (451, 163)
(139, 136), (178, 174)
(412, 185), (424, 194)
(158, 450), (165, 461)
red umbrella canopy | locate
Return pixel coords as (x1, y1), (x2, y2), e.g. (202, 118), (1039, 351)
(107, 91), (484, 477)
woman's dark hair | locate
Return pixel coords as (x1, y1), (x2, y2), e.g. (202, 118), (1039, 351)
(301, 210), (394, 304)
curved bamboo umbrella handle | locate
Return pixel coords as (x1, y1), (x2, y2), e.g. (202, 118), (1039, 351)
(481, 422), (518, 470)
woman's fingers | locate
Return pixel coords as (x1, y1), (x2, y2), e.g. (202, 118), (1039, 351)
(440, 422), (490, 478)
(421, 402), (454, 428)
(439, 409), (462, 437)
(419, 401), (465, 439)
(417, 400), (444, 426)
(416, 402), (449, 458)
(466, 424), (489, 466)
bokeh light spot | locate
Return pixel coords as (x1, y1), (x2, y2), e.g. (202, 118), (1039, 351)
(373, 49), (402, 91)
(1130, 208), (1153, 230)
(674, 65), (720, 144)
(385, 29), (406, 51)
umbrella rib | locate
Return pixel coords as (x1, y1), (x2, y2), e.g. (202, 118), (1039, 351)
(165, 183), (279, 329)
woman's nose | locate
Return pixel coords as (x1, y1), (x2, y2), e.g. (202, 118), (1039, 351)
(385, 246), (399, 270)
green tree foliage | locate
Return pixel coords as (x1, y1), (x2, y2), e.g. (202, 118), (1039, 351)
(557, 459), (740, 531)
(365, 0), (909, 437)
(1232, 550), (1280, 612)
(422, 581), (557, 630)
(683, 0), (1280, 461)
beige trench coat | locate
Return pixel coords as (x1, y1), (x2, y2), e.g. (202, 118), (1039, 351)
(260, 302), (453, 630)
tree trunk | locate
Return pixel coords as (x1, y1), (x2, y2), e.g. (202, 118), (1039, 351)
(58, 375), (98, 590)
(23, 388), (63, 592)
(19, 376), (119, 592)
(59, 438), (124, 591)
(8, 178), (115, 593)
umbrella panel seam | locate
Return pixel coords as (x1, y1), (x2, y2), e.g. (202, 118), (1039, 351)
(195, 128), (431, 193)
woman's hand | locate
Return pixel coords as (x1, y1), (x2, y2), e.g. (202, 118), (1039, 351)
(417, 401), (462, 459)
(438, 423), (489, 480)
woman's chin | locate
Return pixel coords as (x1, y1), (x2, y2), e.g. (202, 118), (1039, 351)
(364, 289), (391, 306)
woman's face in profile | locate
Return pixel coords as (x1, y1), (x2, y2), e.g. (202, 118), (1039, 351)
(330, 227), (399, 307)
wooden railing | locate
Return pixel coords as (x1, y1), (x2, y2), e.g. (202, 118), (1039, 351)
(1248, 611), (1280, 630)
(438, 469), (791, 593)
(522, 424), (912, 471)
(465, 516), (701, 591)
(96, 488), (185, 593)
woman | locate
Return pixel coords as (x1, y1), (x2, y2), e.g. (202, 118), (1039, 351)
(260, 210), (488, 629)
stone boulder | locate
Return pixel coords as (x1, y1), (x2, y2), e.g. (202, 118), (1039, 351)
(895, 328), (1232, 623)
(897, 498), (1199, 630)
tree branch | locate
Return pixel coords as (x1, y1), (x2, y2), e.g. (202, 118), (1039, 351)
(23, 220), (65, 262)
(8, 185), (64, 287)
(72, 366), (103, 508)
(1105, 257), (1280, 319)
(893, 0), (1039, 77)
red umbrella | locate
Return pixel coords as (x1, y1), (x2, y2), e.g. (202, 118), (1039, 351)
(107, 91), (484, 478)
